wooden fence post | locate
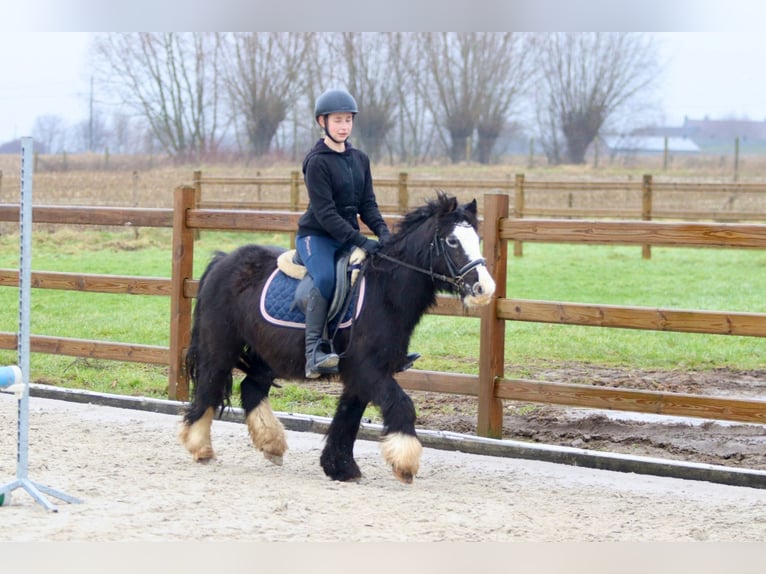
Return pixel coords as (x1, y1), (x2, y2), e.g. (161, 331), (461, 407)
(642, 174), (653, 259)
(397, 172), (409, 214)
(477, 192), (509, 438)
(527, 138), (535, 168)
(168, 185), (196, 401)
(289, 170), (301, 248)
(192, 170), (202, 241)
(290, 170), (300, 210)
(513, 173), (525, 257)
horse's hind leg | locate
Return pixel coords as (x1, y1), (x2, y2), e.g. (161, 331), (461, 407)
(320, 392), (367, 481)
(180, 361), (236, 462)
(239, 355), (287, 465)
(179, 404), (216, 462)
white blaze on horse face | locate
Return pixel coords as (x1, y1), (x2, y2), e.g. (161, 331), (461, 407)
(451, 222), (496, 307)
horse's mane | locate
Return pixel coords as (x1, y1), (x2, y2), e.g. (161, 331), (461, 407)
(393, 191), (477, 240)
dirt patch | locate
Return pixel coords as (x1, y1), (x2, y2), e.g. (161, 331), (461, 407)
(408, 364), (766, 470)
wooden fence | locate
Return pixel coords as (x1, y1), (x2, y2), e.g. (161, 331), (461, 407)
(0, 204), (173, 366)
(476, 192), (766, 436)
(193, 169), (766, 218)
(193, 170), (766, 259)
(1, 187), (766, 443)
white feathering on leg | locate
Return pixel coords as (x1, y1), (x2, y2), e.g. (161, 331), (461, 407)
(381, 432), (423, 483)
(179, 406), (215, 461)
(246, 400), (288, 465)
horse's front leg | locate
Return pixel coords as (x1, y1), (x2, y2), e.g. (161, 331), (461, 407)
(374, 376), (423, 484)
(240, 362), (287, 466)
(321, 391), (368, 482)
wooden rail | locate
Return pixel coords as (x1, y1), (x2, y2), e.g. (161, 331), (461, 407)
(0, 204), (175, 368)
(0, 204), (173, 227)
(499, 299), (766, 337)
(0, 269), (172, 296)
(500, 219), (766, 249)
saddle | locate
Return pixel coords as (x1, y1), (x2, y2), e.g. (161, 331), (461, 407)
(259, 247), (366, 330)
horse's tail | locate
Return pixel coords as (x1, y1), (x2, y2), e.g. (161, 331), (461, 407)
(185, 250), (228, 400)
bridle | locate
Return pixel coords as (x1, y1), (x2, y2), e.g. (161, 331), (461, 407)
(330, 229), (486, 355)
(374, 231), (486, 293)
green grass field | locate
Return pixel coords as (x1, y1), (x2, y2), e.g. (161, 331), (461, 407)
(0, 228), (763, 416)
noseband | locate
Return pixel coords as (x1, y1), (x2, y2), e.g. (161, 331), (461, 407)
(374, 231), (486, 292)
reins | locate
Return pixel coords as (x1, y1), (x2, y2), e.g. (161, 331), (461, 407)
(374, 232), (486, 292)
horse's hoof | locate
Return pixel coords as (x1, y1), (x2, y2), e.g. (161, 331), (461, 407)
(320, 455), (362, 482)
(381, 432), (422, 483)
(392, 467), (414, 484)
(192, 446), (215, 462)
(263, 452), (284, 466)
(328, 471), (362, 483)
(179, 408), (216, 463)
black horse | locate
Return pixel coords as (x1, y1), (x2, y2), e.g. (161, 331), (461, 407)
(179, 193), (496, 483)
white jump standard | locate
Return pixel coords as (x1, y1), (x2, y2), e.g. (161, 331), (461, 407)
(0, 138), (82, 512)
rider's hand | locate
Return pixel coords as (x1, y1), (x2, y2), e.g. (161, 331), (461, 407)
(361, 238), (381, 255)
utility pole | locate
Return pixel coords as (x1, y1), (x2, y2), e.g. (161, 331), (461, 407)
(89, 76), (94, 152)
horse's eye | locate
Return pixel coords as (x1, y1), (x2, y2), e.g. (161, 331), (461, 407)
(445, 236), (459, 248)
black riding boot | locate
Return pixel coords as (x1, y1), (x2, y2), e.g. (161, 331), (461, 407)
(304, 287), (340, 379)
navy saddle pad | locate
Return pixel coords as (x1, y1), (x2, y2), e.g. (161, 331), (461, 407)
(259, 268), (365, 330)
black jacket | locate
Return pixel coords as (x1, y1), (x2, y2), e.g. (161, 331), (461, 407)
(297, 139), (389, 248)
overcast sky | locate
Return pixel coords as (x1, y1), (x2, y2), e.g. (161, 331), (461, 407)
(1, 32), (765, 144)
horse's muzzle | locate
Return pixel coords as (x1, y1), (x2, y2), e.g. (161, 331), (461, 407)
(462, 267), (495, 307)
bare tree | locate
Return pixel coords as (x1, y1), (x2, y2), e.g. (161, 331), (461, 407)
(474, 33), (536, 164)
(419, 33), (476, 163)
(222, 33), (314, 158)
(419, 32), (533, 164)
(534, 32), (660, 164)
(32, 114), (66, 153)
(322, 33), (398, 162)
(93, 33), (225, 162)
(72, 111), (109, 153)
(382, 33), (437, 164)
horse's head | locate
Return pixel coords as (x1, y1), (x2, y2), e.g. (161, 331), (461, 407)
(391, 192), (496, 307)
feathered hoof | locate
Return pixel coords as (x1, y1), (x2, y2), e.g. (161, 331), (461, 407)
(263, 452), (284, 466)
(381, 432), (422, 484)
(179, 407), (215, 462)
(247, 402), (288, 466)
(191, 444), (215, 463)
(178, 424), (215, 462)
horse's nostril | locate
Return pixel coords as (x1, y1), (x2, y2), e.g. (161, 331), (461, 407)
(473, 284), (484, 296)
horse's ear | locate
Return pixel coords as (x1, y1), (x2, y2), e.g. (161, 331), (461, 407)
(465, 199), (477, 215)
(446, 195), (458, 212)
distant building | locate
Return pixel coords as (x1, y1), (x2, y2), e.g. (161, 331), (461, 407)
(632, 117), (766, 153)
(0, 139), (23, 154)
(600, 135), (700, 154)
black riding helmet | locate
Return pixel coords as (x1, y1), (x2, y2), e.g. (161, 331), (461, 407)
(315, 89), (358, 144)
